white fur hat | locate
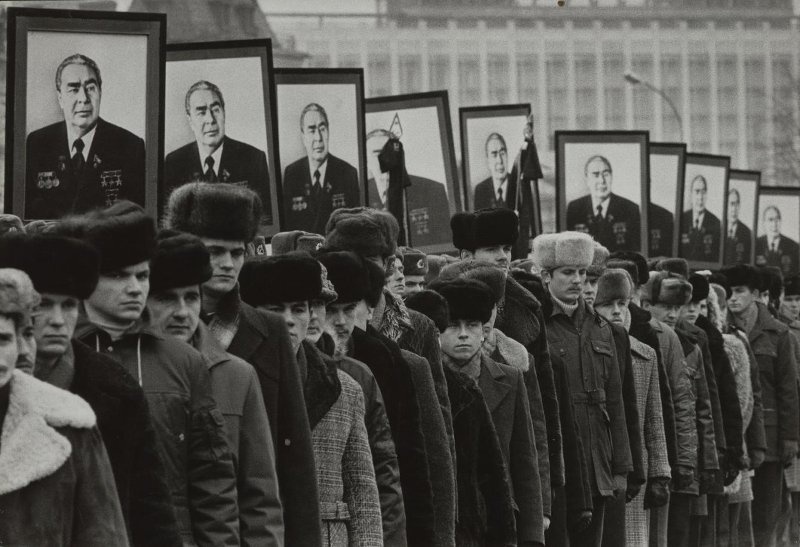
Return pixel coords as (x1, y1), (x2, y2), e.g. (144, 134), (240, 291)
(532, 231), (595, 271)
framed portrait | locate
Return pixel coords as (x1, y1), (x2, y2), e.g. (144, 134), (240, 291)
(459, 103), (531, 212)
(725, 170), (760, 265)
(365, 91), (460, 253)
(556, 131), (649, 254)
(756, 187), (800, 277)
(648, 142), (686, 258)
(678, 153), (730, 270)
(165, 40), (279, 236)
(274, 68), (366, 235)
(5, 7), (165, 220)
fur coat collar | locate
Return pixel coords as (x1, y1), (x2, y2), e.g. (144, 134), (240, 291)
(485, 329), (530, 373)
(0, 370), (95, 495)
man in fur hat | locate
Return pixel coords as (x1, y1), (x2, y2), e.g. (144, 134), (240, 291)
(146, 230), (284, 546)
(0, 232), (181, 546)
(63, 201), (240, 546)
(400, 247), (428, 296)
(451, 208), (518, 271)
(532, 231), (632, 546)
(163, 182), (321, 546)
(582, 242), (609, 307)
(723, 263), (799, 546)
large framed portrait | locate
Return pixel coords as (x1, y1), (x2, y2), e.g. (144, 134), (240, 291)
(648, 142), (686, 258)
(365, 91), (460, 253)
(5, 7), (164, 220)
(164, 40), (279, 236)
(556, 131), (649, 254)
(725, 170), (760, 265)
(756, 187), (800, 277)
(459, 103), (530, 212)
(678, 153), (730, 270)
(274, 68), (366, 235)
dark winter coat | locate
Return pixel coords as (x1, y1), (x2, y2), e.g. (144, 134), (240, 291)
(444, 366), (516, 547)
(0, 371), (130, 546)
(70, 340), (182, 547)
(224, 298), (321, 546)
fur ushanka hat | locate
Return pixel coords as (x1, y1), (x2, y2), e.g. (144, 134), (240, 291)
(149, 229), (213, 294)
(450, 208), (519, 251)
(317, 251), (370, 304)
(163, 182), (262, 243)
(271, 230), (325, 256)
(401, 247), (428, 277)
(656, 257), (691, 280)
(642, 271), (693, 306)
(239, 252), (322, 306)
(608, 250), (649, 286)
(595, 268), (634, 307)
(587, 242), (610, 280)
(405, 290), (450, 333)
(721, 264), (760, 292)
(430, 277), (495, 324)
(325, 207), (399, 259)
(531, 231), (595, 271)
(439, 260), (506, 306)
(689, 273), (710, 303)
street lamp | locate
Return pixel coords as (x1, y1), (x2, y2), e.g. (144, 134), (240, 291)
(624, 70), (684, 142)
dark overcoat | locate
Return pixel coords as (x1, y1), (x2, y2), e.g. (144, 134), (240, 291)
(755, 234), (800, 277)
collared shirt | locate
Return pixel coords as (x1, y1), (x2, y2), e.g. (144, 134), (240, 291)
(67, 124), (97, 162)
(202, 143), (224, 177)
(728, 221), (738, 239)
(308, 157), (329, 189)
(693, 210), (706, 229)
(591, 196), (611, 218)
(493, 177), (508, 202)
(768, 235), (781, 252)
(375, 174), (390, 207)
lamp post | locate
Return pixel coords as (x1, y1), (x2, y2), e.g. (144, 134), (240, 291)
(624, 70), (684, 142)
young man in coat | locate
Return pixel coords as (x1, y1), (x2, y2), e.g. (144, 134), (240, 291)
(64, 201), (240, 546)
(0, 233), (181, 546)
(164, 182), (321, 546)
(239, 253), (383, 546)
(146, 230), (284, 546)
(533, 230), (633, 547)
(0, 269), (130, 546)
(724, 263), (800, 546)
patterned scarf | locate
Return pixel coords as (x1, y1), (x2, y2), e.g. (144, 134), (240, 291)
(376, 288), (413, 343)
(204, 286), (242, 350)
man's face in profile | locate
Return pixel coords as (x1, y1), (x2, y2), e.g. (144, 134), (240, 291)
(764, 207), (782, 238)
(302, 109), (329, 164)
(728, 191), (740, 224)
(57, 63), (101, 134)
(691, 177), (707, 212)
(187, 89), (226, 151)
(486, 137), (508, 183)
(367, 134), (390, 186)
(585, 157), (612, 202)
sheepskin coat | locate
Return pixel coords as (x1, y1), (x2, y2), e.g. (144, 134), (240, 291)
(723, 332), (755, 503)
(0, 371), (129, 546)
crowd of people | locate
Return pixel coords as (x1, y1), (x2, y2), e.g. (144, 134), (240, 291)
(0, 181), (798, 547)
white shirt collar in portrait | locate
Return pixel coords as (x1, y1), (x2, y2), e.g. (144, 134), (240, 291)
(308, 157), (329, 188)
(375, 174), (389, 207)
(204, 143), (224, 177)
(768, 234), (782, 250)
(67, 124), (97, 163)
(493, 177), (508, 200)
(693, 209), (706, 227)
(591, 196), (611, 218)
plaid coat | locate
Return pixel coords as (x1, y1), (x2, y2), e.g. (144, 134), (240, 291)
(625, 338), (670, 547)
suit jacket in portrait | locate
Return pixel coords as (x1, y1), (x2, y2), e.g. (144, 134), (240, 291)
(680, 209), (722, 263)
(473, 176), (518, 211)
(566, 193), (642, 252)
(725, 220), (753, 265)
(282, 154), (361, 234)
(25, 118), (145, 219)
(755, 234), (800, 277)
(368, 175), (451, 248)
(648, 202), (675, 257)
(163, 136), (271, 222)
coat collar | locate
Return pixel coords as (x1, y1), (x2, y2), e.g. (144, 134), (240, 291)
(0, 371), (96, 495)
(445, 367), (480, 419)
(299, 341), (342, 430)
(488, 329), (529, 373)
(74, 308), (162, 346)
(478, 354), (512, 413)
(743, 301), (787, 344)
(192, 321), (229, 369)
(228, 301), (273, 360)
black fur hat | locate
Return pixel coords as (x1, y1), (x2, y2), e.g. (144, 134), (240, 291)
(57, 201), (156, 273)
(785, 274), (800, 297)
(405, 290), (450, 333)
(606, 259), (639, 289)
(149, 229), (212, 294)
(451, 208), (519, 251)
(325, 207), (399, 258)
(163, 182), (262, 243)
(430, 277), (495, 324)
(721, 264), (760, 291)
(689, 273), (710, 303)
(642, 272), (693, 306)
(759, 266), (784, 301)
(439, 260), (506, 305)
(239, 252), (322, 306)
(318, 251), (370, 304)
(0, 233), (99, 299)
(656, 258), (690, 280)
(609, 250), (649, 285)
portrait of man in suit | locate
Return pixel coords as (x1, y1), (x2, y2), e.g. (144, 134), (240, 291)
(163, 80), (270, 220)
(725, 188), (752, 264)
(680, 174), (722, 262)
(25, 53), (145, 219)
(473, 132), (517, 210)
(648, 202), (674, 257)
(756, 205), (799, 276)
(565, 154), (641, 252)
(366, 128), (450, 248)
(282, 103), (361, 234)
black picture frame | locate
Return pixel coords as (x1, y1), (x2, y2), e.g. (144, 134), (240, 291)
(648, 142), (686, 258)
(555, 130), (650, 254)
(755, 186), (800, 277)
(365, 91), (460, 253)
(678, 153), (731, 271)
(164, 39), (279, 236)
(6, 7), (165, 220)
(725, 169), (760, 265)
(274, 68), (366, 235)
